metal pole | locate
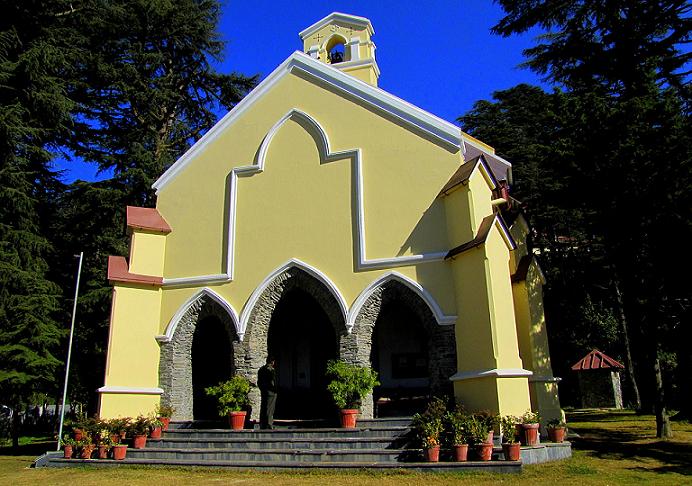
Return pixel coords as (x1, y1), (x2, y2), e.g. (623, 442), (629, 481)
(56, 252), (83, 450)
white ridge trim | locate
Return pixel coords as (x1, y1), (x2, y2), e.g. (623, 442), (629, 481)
(97, 386), (164, 395)
(152, 51), (461, 193)
(348, 271), (457, 329)
(157, 287), (241, 342)
(299, 12), (374, 39)
(449, 368), (533, 381)
(239, 259), (349, 339)
(161, 109), (453, 287)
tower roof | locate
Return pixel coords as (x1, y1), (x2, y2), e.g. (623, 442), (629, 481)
(299, 12), (374, 40)
(571, 349), (624, 371)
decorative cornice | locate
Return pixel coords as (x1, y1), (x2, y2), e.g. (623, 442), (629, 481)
(97, 386), (164, 395)
(107, 256), (162, 286)
(299, 12), (374, 39)
(449, 368), (533, 382)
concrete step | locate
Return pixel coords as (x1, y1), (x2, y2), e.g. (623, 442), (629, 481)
(151, 436), (411, 450)
(125, 447), (418, 462)
(168, 417), (413, 430)
(161, 426), (410, 440)
(38, 454), (523, 473)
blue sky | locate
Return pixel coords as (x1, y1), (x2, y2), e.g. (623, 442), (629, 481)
(60, 1), (546, 182)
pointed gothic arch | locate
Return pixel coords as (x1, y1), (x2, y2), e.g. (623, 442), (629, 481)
(158, 289), (241, 420)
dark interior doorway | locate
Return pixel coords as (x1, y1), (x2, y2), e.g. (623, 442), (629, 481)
(371, 301), (430, 417)
(267, 288), (338, 419)
(191, 315), (234, 420)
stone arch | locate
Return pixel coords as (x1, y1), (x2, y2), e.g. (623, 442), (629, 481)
(241, 262), (349, 419)
(342, 278), (457, 418)
(158, 291), (241, 420)
(324, 34), (349, 64)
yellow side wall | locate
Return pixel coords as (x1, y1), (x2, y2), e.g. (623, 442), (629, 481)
(99, 285), (162, 418)
(129, 231), (166, 276)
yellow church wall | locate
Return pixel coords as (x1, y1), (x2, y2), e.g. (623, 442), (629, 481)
(99, 285), (163, 418)
(156, 72), (462, 328)
(128, 231), (166, 276)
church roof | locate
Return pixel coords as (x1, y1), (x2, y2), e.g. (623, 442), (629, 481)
(438, 154), (498, 196)
(445, 213), (516, 259)
(463, 141), (512, 183)
(571, 349), (624, 371)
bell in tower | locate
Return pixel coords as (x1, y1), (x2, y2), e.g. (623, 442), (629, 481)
(299, 12), (380, 86)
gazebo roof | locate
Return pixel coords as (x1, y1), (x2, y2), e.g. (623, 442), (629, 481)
(571, 349), (624, 371)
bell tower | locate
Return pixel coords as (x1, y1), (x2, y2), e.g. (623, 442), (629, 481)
(299, 12), (379, 86)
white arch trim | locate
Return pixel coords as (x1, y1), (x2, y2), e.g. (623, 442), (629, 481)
(156, 287), (241, 343)
(347, 271), (457, 329)
(161, 109), (451, 288)
(238, 259), (349, 339)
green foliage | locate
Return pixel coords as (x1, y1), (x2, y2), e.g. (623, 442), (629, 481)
(547, 418), (567, 429)
(128, 415), (154, 436)
(107, 417), (131, 435)
(501, 416), (519, 444)
(205, 376), (251, 415)
(522, 410), (541, 424)
(412, 397), (448, 449)
(467, 416), (491, 445)
(61, 434), (77, 446)
(325, 360), (379, 410)
(445, 406), (473, 445)
(473, 410), (500, 429)
(155, 403), (175, 418)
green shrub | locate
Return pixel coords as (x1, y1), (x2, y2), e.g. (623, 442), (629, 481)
(501, 415), (519, 444)
(412, 397), (448, 449)
(445, 406), (473, 445)
(205, 375), (252, 415)
(325, 360), (379, 409)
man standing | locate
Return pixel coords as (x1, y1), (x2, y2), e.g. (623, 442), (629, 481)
(258, 356), (277, 429)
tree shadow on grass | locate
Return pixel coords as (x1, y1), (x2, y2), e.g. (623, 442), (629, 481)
(0, 439), (56, 457)
(571, 426), (692, 475)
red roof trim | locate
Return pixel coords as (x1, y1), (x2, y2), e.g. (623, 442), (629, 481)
(126, 206), (171, 234)
(571, 349), (624, 371)
(108, 256), (162, 286)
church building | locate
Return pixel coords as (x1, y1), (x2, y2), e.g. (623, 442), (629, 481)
(98, 12), (562, 423)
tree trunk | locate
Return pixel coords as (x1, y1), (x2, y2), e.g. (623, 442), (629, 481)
(11, 408), (21, 450)
(653, 352), (673, 439)
(612, 277), (641, 410)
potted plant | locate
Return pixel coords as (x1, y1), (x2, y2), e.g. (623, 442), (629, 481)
(61, 435), (76, 459)
(78, 435), (94, 459)
(112, 442), (128, 460)
(205, 375), (252, 430)
(473, 410), (499, 444)
(129, 415), (152, 449)
(149, 416), (164, 439)
(500, 415), (521, 461)
(547, 418), (567, 443)
(325, 360), (379, 428)
(108, 417), (131, 443)
(445, 406), (471, 462)
(521, 410), (541, 446)
(469, 416), (493, 461)
(412, 397), (446, 462)
(96, 435), (113, 459)
(155, 403), (175, 431)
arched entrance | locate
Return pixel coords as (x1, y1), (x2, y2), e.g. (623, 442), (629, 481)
(267, 287), (338, 418)
(242, 264), (348, 421)
(343, 277), (457, 418)
(159, 291), (241, 421)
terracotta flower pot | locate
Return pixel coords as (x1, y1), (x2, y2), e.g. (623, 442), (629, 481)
(228, 411), (247, 430)
(97, 445), (109, 459)
(72, 429), (83, 442)
(112, 444), (127, 460)
(158, 416), (171, 431)
(110, 433), (120, 444)
(475, 442), (493, 461)
(548, 426), (566, 443)
(425, 445), (440, 462)
(62, 445), (73, 459)
(453, 443), (469, 462)
(502, 442), (521, 461)
(119, 431), (127, 440)
(79, 444), (94, 459)
(339, 409), (359, 428)
(150, 426), (162, 439)
(132, 434), (147, 449)
(522, 423), (540, 446)
(485, 430), (494, 444)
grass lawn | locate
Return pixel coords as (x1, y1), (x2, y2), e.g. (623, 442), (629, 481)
(0, 410), (690, 485)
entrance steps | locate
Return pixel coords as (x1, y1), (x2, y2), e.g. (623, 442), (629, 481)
(34, 417), (571, 472)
